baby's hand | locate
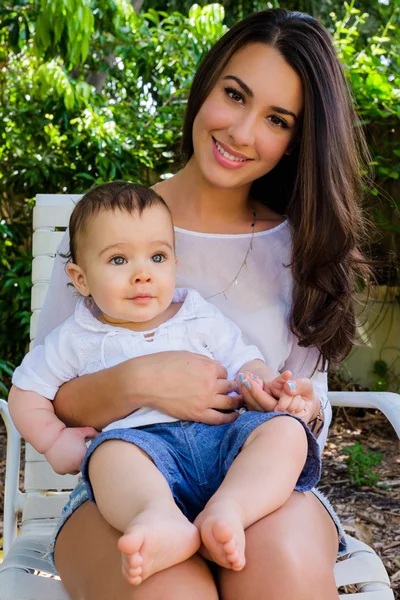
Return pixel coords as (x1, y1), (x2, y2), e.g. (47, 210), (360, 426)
(274, 378), (319, 423)
(237, 370), (292, 413)
(44, 426), (98, 475)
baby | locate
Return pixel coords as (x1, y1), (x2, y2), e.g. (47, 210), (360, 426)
(10, 182), (320, 584)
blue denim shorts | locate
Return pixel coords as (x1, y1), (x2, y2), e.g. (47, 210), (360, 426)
(49, 412), (347, 567)
(81, 411), (321, 521)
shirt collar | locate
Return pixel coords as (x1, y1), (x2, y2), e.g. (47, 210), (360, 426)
(74, 288), (213, 334)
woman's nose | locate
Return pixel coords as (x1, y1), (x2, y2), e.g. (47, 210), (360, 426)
(228, 115), (256, 147)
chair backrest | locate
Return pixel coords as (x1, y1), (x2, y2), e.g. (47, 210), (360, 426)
(22, 194), (82, 518)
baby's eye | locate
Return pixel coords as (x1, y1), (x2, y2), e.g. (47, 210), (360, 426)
(225, 87), (245, 104)
(110, 256), (127, 265)
(151, 253), (166, 263)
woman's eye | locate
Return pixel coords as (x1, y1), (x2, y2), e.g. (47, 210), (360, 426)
(268, 115), (288, 129)
(225, 87), (245, 104)
(151, 253), (165, 263)
(110, 256), (127, 265)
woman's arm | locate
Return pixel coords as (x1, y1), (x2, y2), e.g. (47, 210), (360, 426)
(54, 350), (242, 430)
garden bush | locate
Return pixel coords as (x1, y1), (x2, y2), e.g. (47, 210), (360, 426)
(0, 0), (399, 391)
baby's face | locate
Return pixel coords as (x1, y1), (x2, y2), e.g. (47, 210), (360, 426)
(72, 205), (176, 326)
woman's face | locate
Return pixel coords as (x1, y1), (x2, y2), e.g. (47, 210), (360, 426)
(192, 43), (303, 190)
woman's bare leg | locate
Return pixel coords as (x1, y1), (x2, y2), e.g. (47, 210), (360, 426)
(89, 440), (200, 584)
(217, 490), (339, 600)
(54, 501), (218, 600)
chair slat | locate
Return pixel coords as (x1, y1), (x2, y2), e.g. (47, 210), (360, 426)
(33, 206), (73, 229)
(33, 231), (65, 257)
(31, 283), (49, 311)
(22, 494), (71, 522)
(24, 462), (79, 492)
(30, 310), (39, 341)
(32, 256), (55, 284)
(35, 194), (81, 207)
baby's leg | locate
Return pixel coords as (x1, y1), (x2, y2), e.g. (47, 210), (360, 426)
(194, 416), (307, 571)
(88, 440), (200, 585)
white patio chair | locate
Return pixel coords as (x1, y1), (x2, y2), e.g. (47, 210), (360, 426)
(1, 194), (399, 599)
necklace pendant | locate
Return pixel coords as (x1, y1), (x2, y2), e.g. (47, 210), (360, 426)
(243, 261), (247, 269)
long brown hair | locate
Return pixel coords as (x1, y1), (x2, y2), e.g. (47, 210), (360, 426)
(182, 9), (372, 369)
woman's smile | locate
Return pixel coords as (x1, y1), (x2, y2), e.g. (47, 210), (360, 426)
(212, 137), (253, 169)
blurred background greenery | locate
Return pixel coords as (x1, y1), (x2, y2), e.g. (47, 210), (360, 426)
(0, 0), (399, 394)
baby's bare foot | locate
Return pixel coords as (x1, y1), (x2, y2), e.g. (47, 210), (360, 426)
(118, 505), (200, 585)
(195, 500), (246, 571)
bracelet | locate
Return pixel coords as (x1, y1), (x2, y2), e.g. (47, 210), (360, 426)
(308, 398), (325, 435)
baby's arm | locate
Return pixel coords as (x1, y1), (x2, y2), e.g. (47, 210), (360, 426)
(9, 388), (98, 474)
(8, 386), (97, 474)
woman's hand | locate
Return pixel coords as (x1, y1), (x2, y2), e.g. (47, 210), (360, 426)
(138, 351), (242, 425)
(274, 378), (321, 424)
(236, 370), (293, 412)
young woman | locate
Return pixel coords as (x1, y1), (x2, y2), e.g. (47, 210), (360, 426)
(16, 8), (370, 599)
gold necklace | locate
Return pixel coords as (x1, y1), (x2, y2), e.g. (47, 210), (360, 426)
(206, 206), (256, 300)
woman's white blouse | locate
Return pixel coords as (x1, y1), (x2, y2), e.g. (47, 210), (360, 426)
(35, 220), (332, 449)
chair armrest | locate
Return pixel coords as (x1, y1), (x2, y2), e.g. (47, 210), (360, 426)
(327, 391), (400, 439)
(0, 398), (23, 555)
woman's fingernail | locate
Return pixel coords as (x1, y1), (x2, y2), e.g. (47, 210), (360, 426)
(244, 381), (251, 389)
(287, 381), (296, 391)
(239, 374), (245, 382)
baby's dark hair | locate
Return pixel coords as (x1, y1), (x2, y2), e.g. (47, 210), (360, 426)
(64, 181), (172, 264)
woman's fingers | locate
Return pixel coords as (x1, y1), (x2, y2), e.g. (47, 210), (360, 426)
(203, 408), (239, 425)
(212, 391), (243, 411)
(283, 378), (314, 399)
(240, 378), (278, 412)
(268, 370), (293, 397)
(215, 378), (238, 396)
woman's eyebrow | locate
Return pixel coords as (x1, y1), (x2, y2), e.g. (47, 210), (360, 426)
(223, 74), (298, 121)
(223, 75), (253, 97)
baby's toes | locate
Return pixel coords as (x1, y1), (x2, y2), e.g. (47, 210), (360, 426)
(223, 538), (237, 555)
(126, 551), (143, 569)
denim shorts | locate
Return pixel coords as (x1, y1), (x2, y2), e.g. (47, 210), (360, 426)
(81, 411), (321, 521)
(49, 412), (347, 567)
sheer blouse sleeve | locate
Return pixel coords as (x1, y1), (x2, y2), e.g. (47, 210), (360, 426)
(34, 229), (78, 347)
(282, 336), (332, 451)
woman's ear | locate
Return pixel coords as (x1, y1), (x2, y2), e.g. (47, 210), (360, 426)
(66, 263), (91, 297)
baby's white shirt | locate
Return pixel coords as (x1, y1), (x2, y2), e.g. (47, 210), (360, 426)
(12, 288), (264, 431)
(33, 221), (332, 449)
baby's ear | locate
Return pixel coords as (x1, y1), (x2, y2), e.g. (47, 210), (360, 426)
(65, 263), (90, 297)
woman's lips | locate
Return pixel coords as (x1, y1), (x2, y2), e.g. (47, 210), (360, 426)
(212, 137), (252, 170)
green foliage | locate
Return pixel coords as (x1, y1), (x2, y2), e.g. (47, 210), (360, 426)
(343, 442), (383, 487)
(0, 0), (399, 394)
(372, 359), (390, 391)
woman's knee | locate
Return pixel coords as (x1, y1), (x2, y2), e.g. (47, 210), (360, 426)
(218, 492), (339, 599)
